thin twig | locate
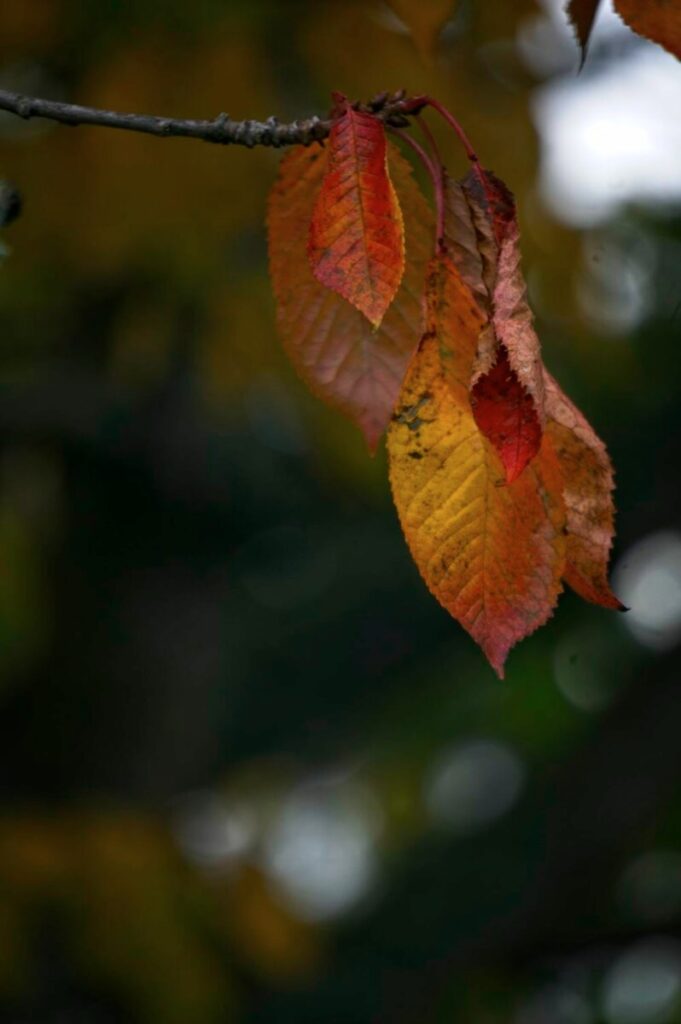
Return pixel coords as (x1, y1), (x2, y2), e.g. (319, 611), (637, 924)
(0, 88), (424, 149)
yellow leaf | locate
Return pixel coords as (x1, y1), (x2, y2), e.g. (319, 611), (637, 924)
(388, 256), (566, 675)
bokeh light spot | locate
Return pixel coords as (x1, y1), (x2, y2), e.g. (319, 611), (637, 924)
(614, 532), (681, 651)
(424, 739), (525, 834)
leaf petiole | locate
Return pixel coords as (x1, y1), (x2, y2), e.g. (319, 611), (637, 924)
(387, 126), (445, 253)
(414, 114), (446, 250)
(405, 95), (502, 243)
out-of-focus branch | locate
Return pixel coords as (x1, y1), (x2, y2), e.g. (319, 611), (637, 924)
(0, 88), (422, 148)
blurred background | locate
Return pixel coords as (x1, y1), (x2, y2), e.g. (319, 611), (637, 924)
(1, 1), (681, 1021)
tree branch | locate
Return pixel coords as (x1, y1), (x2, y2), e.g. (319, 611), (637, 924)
(0, 88), (420, 148)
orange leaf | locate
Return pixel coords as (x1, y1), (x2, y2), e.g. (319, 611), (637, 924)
(308, 95), (405, 328)
(444, 173), (545, 482)
(268, 142), (433, 451)
(544, 372), (624, 610)
(614, 0), (681, 60)
(565, 0), (601, 63)
(388, 256), (566, 676)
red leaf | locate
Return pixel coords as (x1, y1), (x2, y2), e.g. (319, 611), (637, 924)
(444, 172), (545, 482)
(308, 95), (405, 328)
(268, 142), (433, 451)
(471, 345), (542, 483)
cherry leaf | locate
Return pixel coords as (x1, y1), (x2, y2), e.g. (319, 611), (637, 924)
(614, 0), (681, 61)
(388, 256), (566, 677)
(471, 345), (542, 485)
(566, 0), (601, 64)
(544, 371), (624, 610)
(268, 142), (433, 451)
(308, 95), (405, 328)
(445, 172), (545, 482)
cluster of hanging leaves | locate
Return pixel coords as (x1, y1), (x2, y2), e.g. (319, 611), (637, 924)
(567, 0), (681, 62)
(268, 92), (622, 676)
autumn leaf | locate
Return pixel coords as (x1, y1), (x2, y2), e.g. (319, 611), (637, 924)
(443, 172), (495, 307)
(268, 141), (433, 451)
(614, 0), (681, 60)
(565, 0), (601, 64)
(388, 256), (566, 676)
(544, 371), (623, 610)
(470, 346), (542, 484)
(567, 0), (681, 63)
(308, 94), (405, 328)
(269, 92), (621, 671)
(444, 172), (544, 483)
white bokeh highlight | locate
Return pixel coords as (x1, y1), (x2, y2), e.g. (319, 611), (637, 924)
(425, 739), (525, 834)
(172, 789), (257, 869)
(534, 47), (681, 227)
(602, 940), (681, 1024)
(262, 777), (381, 922)
(614, 532), (681, 651)
(522, 1), (681, 227)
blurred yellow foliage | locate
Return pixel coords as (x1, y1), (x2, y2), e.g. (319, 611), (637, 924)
(385, 0), (459, 61)
(222, 865), (322, 982)
(0, 0), (63, 54)
(0, 809), (322, 1022)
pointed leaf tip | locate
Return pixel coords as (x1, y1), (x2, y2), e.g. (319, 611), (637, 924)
(614, 0), (681, 61)
(565, 0), (602, 64)
(388, 258), (566, 676)
(564, 563), (626, 611)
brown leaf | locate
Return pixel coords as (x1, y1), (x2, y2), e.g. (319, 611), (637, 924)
(565, 0), (602, 63)
(544, 372), (624, 610)
(488, 205), (545, 425)
(614, 0), (681, 60)
(444, 172), (545, 482)
(443, 173), (493, 310)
